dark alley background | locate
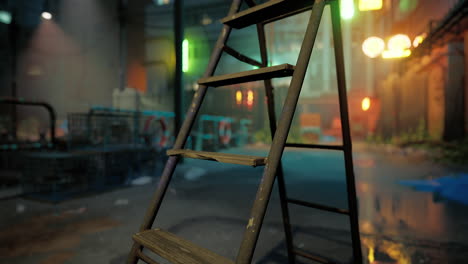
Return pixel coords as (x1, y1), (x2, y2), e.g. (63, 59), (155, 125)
(1, 0), (468, 264)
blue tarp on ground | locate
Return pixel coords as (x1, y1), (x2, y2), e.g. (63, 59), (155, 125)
(399, 174), (468, 205)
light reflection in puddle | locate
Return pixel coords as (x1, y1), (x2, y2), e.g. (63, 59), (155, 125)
(355, 158), (459, 263)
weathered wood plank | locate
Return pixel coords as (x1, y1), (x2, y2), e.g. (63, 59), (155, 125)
(133, 229), (235, 264)
(167, 149), (267, 167)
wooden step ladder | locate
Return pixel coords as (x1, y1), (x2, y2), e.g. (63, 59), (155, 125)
(127, 0), (363, 263)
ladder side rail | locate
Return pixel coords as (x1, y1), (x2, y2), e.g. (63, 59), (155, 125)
(223, 45), (263, 67)
(256, 22), (295, 264)
(127, 1), (243, 263)
(138, 0), (242, 233)
(236, 2), (326, 263)
(329, 0), (363, 263)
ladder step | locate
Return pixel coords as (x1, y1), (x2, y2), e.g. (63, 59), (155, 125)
(285, 143), (344, 151)
(167, 149), (267, 167)
(133, 229), (235, 264)
(221, 0), (314, 29)
(287, 198), (349, 215)
(294, 249), (340, 264)
(198, 64), (294, 87)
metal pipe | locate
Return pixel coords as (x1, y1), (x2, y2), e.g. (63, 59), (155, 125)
(285, 143), (343, 150)
(119, 0), (127, 92)
(287, 198), (349, 215)
(0, 98), (56, 147)
(236, 2), (326, 263)
(174, 0), (184, 136)
(126, 1), (243, 263)
(293, 249), (338, 264)
(329, 0), (363, 262)
(256, 21), (295, 264)
(223, 45), (263, 67)
(9, 9), (17, 140)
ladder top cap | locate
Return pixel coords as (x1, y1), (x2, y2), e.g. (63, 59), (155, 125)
(222, 0), (317, 29)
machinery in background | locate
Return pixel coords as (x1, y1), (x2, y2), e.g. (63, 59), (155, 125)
(0, 99), (254, 202)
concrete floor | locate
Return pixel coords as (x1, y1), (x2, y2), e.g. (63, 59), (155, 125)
(1, 145), (468, 264)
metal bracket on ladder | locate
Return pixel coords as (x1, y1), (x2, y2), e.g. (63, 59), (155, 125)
(126, 0), (363, 263)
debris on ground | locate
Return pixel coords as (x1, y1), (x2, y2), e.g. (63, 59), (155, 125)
(62, 207), (87, 215)
(130, 176), (153, 186)
(114, 199), (129, 206)
(16, 204), (26, 214)
(184, 167), (206, 181)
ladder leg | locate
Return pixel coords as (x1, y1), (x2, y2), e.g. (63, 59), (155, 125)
(236, 2), (326, 263)
(256, 23), (295, 264)
(329, 0), (363, 263)
(127, 2), (243, 263)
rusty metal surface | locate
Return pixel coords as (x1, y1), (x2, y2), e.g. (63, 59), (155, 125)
(330, 0), (363, 262)
(128, 1), (363, 263)
(126, 1), (243, 263)
(256, 20), (296, 264)
(236, 1), (326, 263)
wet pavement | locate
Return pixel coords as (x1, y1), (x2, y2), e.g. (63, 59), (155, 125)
(0, 144), (467, 264)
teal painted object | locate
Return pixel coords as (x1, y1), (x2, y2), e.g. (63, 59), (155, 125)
(194, 115), (234, 151)
(90, 106), (252, 151)
(235, 119), (252, 146)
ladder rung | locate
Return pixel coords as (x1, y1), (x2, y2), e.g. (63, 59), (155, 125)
(133, 229), (235, 264)
(198, 64), (294, 87)
(167, 149), (267, 167)
(287, 198), (349, 215)
(223, 45), (263, 67)
(136, 249), (161, 264)
(294, 249), (340, 264)
(221, 0), (314, 29)
(285, 143), (344, 151)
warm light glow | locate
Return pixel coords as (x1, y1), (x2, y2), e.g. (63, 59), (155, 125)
(182, 39), (189, 72)
(362, 37), (385, 58)
(388, 34), (411, 51)
(156, 0), (170, 5)
(41, 12), (52, 20)
(359, 0), (383, 11)
(0, 10), (12, 24)
(362, 97), (371, 111)
(368, 246), (375, 263)
(247, 90), (254, 107)
(341, 0), (355, 20)
(383, 34), (412, 59)
(413, 34), (426, 48)
(236, 90), (242, 105)
(382, 49), (411, 59)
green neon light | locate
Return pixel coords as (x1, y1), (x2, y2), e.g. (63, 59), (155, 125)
(341, 0), (355, 20)
(399, 0), (417, 12)
(0, 11), (12, 24)
(182, 39), (189, 72)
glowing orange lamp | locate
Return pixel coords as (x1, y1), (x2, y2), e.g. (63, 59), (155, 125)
(362, 97), (371, 111)
(362, 37), (385, 58)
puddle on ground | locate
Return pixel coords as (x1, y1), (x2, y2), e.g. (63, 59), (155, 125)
(357, 175), (468, 263)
